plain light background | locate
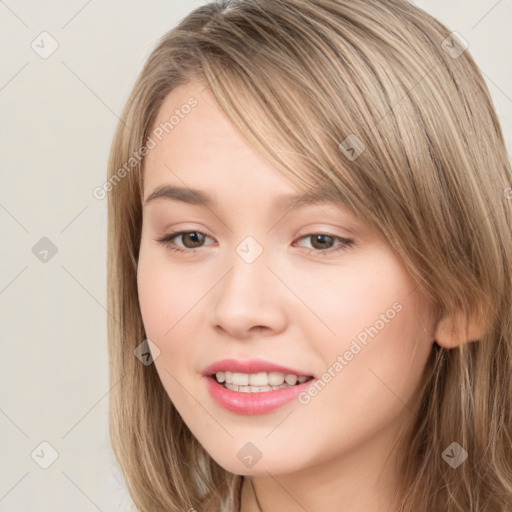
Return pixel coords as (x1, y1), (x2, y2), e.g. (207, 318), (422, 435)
(0, 1), (510, 510)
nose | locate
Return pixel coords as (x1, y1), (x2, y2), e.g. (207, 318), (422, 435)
(211, 249), (288, 340)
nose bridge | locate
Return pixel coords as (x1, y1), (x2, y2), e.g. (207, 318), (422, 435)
(235, 235), (265, 266)
(222, 235), (271, 312)
(212, 234), (286, 336)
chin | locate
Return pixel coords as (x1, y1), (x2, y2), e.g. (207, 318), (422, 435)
(202, 442), (313, 477)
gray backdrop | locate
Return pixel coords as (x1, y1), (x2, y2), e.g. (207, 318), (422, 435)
(1, 1), (510, 510)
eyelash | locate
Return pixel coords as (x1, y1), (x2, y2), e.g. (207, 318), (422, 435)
(155, 230), (354, 256)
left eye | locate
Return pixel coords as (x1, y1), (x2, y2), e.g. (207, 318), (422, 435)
(294, 233), (354, 254)
(155, 230), (354, 255)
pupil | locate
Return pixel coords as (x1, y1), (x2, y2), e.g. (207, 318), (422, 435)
(313, 234), (332, 249)
(185, 232), (203, 248)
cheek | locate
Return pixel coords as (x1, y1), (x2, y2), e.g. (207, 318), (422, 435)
(303, 258), (410, 346)
(137, 259), (172, 340)
(136, 249), (202, 398)
(329, 303), (430, 419)
(310, 257), (431, 397)
(137, 245), (202, 339)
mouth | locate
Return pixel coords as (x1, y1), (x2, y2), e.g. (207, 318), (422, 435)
(210, 371), (314, 393)
(202, 359), (316, 413)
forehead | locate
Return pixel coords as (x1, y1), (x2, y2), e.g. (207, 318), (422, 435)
(144, 81), (368, 220)
(143, 81), (322, 201)
(148, 79), (241, 155)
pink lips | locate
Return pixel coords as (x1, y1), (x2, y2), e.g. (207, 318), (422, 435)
(202, 358), (315, 415)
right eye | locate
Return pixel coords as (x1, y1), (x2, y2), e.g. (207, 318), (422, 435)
(155, 230), (215, 253)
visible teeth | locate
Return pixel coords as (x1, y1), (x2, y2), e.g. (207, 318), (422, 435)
(284, 374), (297, 385)
(215, 371), (311, 389)
(249, 372), (269, 386)
(232, 372), (249, 386)
(268, 372), (285, 385)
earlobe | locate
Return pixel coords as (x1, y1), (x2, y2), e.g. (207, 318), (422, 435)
(434, 309), (487, 349)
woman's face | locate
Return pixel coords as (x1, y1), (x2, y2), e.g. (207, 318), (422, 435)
(137, 80), (437, 477)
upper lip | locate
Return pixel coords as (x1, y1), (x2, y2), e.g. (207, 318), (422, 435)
(202, 358), (313, 377)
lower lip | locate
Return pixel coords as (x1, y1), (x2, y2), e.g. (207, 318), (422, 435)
(204, 375), (315, 415)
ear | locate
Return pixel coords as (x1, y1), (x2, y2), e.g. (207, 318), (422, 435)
(434, 308), (487, 349)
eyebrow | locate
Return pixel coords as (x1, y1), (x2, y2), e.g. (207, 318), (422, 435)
(143, 185), (343, 211)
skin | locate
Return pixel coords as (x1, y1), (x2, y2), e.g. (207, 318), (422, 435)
(137, 79), (445, 512)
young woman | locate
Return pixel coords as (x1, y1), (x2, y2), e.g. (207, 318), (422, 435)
(106, 1), (512, 510)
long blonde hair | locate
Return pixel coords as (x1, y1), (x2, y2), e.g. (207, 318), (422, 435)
(106, 1), (512, 510)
